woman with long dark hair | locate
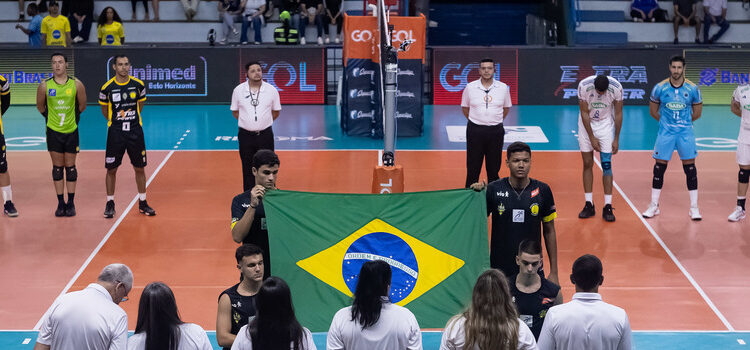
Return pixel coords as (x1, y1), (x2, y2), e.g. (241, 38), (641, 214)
(440, 269), (537, 350)
(327, 260), (422, 350)
(231, 276), (316, 349)
(96, 7), (124, 45)
(128, 282), (212, 350)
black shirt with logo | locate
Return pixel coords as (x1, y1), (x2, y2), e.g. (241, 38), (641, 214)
(231, 190), (271, 278)
(486, 178), (556, 277)
(98, 76), (147, 132)
(510, 274), (561, 339)
(218, 283), (257, 350)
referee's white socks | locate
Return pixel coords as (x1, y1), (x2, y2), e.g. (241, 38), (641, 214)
(1, 185), (11, 202)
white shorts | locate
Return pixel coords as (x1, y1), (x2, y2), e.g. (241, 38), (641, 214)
(578, 119), (614, 153)
(738, 142), (750, 165)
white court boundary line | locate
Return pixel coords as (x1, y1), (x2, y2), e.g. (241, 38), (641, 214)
(32, 130), (189, 330)
(593, 157), (735, 331)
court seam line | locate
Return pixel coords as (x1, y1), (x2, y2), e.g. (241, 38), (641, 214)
(4, 329), (750, 333)
(7, 149), (738, 152)
(31, 131), (187, 331)
(593, 157), (735, 332)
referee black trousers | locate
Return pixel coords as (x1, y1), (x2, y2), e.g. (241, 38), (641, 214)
(465, 121), (505, 188)
(238, 126), (275, 191)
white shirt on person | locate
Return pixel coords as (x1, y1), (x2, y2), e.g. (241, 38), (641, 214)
(537, 293), (632, 350)
(461, 79), (512, 126)
(703, 0), (727, 16)
(243, 0), (266, 15)
(439, 316), (537, 350)
(127, 323), (212, 350)
(231, 80), (282, 132)
(231, 324), (317, 350)
(732, 85), (750, 144)
(36, 283), (128, 350)
(577, 75), (623, 132)
(327, 298), (422, 350)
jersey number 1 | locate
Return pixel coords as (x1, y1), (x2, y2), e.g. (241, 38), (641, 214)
(123, 122), (130, 131)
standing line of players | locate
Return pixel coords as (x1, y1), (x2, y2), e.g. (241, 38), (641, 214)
(1, 52), (155, 218)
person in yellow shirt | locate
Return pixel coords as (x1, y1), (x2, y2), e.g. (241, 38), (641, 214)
(97, 7), (125, 46)
(41, 0), (72, 47)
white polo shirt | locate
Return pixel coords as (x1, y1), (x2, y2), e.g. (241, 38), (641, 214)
(461, 79), (512, 126)
(327, 299), (422, 350)
(231, 80), (282, 132)
(128, 323), (213, 350)
(537, 293), (632, 350)
(37, 283), (128, 350)
(703, 0), (727, 17)
(440, 316), (537, 350)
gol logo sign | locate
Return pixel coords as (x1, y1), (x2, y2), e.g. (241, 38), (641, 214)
(350, 29), (417, 44)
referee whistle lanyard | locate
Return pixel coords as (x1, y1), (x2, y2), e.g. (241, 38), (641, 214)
(249, 89), (260, 122)
(483, 88), (492, 109)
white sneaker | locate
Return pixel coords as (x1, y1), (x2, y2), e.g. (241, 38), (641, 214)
(317, 36), (323, 44)
(642, 203), (660, 218)
(689, 207), (702, 221)
(300, 37), (306, 45)
(325, 36), (330, 44)
(728, 206), (746, 222)
(334, 37), (340, 44)
(72, 36), (84, 43)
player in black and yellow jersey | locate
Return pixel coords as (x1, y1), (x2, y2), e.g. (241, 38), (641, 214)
(36, 53), (87, 217)
(0, 74), (19, 217)
(99, 54), (155, 218)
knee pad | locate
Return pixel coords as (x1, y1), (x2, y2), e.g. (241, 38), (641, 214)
(739, 169), (750, 184)
(52, 166), (64, 181)
(65, 166), (78, 182)
(652, 163), (667, 189)
(600, 152), (612, 176)
(683, 163), (698, 191)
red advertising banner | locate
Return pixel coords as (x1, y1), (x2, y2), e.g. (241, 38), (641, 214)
(238, 48), (324, 104)
(432, 48), (518, 105)
(343, 14), (426, 64)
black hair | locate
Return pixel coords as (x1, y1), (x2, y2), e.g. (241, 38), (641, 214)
(571, 254), (603, 291)
(134, 282), (184, 350)
(518, 240), (542, 256)
(670, 55), (686, 66)
(97, 7), (122, 26)
(351, 260), (392, 329)
(247, 276), (305, 350)
(594, 75), (609, 92)
(506, 141), (531, 159)
(252, 149), (280, 169)
(50, 53), (67, 62)
(27, 3), (38, 14)
(479, 58), (494, 64)
(245, 61), (262, 72)
(235, 243), (264, 263)
(113, 54), (129, 65)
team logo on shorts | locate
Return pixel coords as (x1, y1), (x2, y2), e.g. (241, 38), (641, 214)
(76, 146), (79, 152)
(141, 150), (146, 156)
(48, 89), (56, 96)
(497, 203), (505, 216)
(530, 203), (539, 216)
(105, 157), (116, 164)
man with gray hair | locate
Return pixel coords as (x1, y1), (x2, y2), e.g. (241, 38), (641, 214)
(34, 263), (132, 350)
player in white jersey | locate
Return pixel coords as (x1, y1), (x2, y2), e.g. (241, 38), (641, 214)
(576, 75), (623, 222)
(729, 84), (750, 221)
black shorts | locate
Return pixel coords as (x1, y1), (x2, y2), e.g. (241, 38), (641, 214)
(46, 128), (80, 154)
(0, 133), (7, 172)
(105, 127), (147, 169)
(676, 16), (697, 26)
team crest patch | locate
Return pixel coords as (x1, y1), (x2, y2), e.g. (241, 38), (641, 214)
(531, 188), (539, 198)
(498, 203), (505, 216)
(530, 203), (539, 216)
(130, 91), (137, 99)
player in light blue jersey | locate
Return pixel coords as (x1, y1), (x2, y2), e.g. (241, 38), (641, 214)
(642, 55), (703, 220)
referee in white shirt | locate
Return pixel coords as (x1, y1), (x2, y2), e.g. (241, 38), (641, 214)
(34, 263), (132, 350)
(231, 61), (282, 191)
(461, 58), (513, 188)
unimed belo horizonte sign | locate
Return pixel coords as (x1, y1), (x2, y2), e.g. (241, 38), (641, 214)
(106, 56), (208, 97)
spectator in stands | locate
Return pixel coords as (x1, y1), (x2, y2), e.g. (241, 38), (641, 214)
(128, 282), (213, 350)
(97, 7), (125, 46)
(181, 0), (200, 21)
(33, 264), (131, 350)
(327, 260), (422, 349)
(537, 254), (632, 350)
(63, 0), (93, 44)
(630, 0), (668, 22)
(703, 0), (730, 44)
(216, 244), (265, 350)
(283, 0), (302, 30)
(299, 0), (324, 44)
(131, 0), (159, 21)
(673, 0), (701, 44)
(231, 277), (317, 350)
(15, 3), (43, 48)
(40, 0), (72, 47)
(441, 269), (537, 349)
(18, 0), (47, 21)
(324, 0), (343, 44)
(241, 0), (266, 44)
(274, 10), (300, 44)
(218, 0), (242, 44)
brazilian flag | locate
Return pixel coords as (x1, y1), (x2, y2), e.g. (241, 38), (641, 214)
(263, 189), (490, 332)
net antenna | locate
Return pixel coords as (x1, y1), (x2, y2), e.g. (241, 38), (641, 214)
(378, 0), (397, 167)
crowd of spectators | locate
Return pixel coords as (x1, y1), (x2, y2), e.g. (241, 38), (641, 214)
(628, 0), (736, 44)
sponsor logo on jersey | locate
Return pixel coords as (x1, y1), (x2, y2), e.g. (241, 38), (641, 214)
(666, 102), (687, 110)
(48, 89), (56, 96)
(116, 109), (137, 120)
(590, 102), (607, 109)
(52, 30), (61, 39)
(65, 88), (72, 95)
(106, 35), (115, 44)
(497, 191), (509, 197)
(531, 188), (539, 198)
(130, 91), (137, 99)
(497, 203), (505, 216)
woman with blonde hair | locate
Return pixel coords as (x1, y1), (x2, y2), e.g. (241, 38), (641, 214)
(441, 269), (537, 350)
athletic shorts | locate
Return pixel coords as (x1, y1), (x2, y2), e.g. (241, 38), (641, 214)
(653, 129), (697, 161)
(578, 119), (614, 153)
(0, 133), (7, 172)
(105, 128), (147, 169)
(46, 127), (80, 154)
(738, 142), (750, 166)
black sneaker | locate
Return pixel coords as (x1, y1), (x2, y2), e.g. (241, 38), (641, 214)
(55, 201), (66, 217)
(104, 200), (115, 218)
(65, 202), (76, 217)
(603, 204), (616, 222)
(578, 201), (595, 218)
(139, 200), (156, 216)
(3, 201), (18, 217)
